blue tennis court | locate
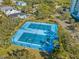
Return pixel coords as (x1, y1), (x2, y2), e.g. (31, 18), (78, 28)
(18, 32), (47, 45)
(28, 23), (51, 31)
(11, 22), (59, 53)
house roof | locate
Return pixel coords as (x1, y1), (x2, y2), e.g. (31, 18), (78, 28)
(0, 0), (3, 2)
(9, 13), (26, 17)
(16, 1), (26, 4)
(16, 1), (27, 5)
(16, 1), (26, 3)
(0, 6), (14, 11)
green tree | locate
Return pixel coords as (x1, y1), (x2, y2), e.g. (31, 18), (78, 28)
(34, 3), (52, 19)
(2, 0), (12, 5)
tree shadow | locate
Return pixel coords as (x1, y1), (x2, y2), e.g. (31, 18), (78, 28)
(40, 52), (53, 59)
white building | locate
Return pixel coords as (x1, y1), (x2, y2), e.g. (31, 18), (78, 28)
(0, 6), (21, 15)
(16, 1), (27, 6)
(9, 13), (28, 19)
(0, 6), (29, 19)
(0, 0), (3, 5)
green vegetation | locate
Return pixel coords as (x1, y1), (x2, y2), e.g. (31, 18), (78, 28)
(0, 11), (20, 48)
(51, 28), (79, 59)
(53, 40), (59, 48)
(2, 0), (13, 5)
(4, 49), (36, 59)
